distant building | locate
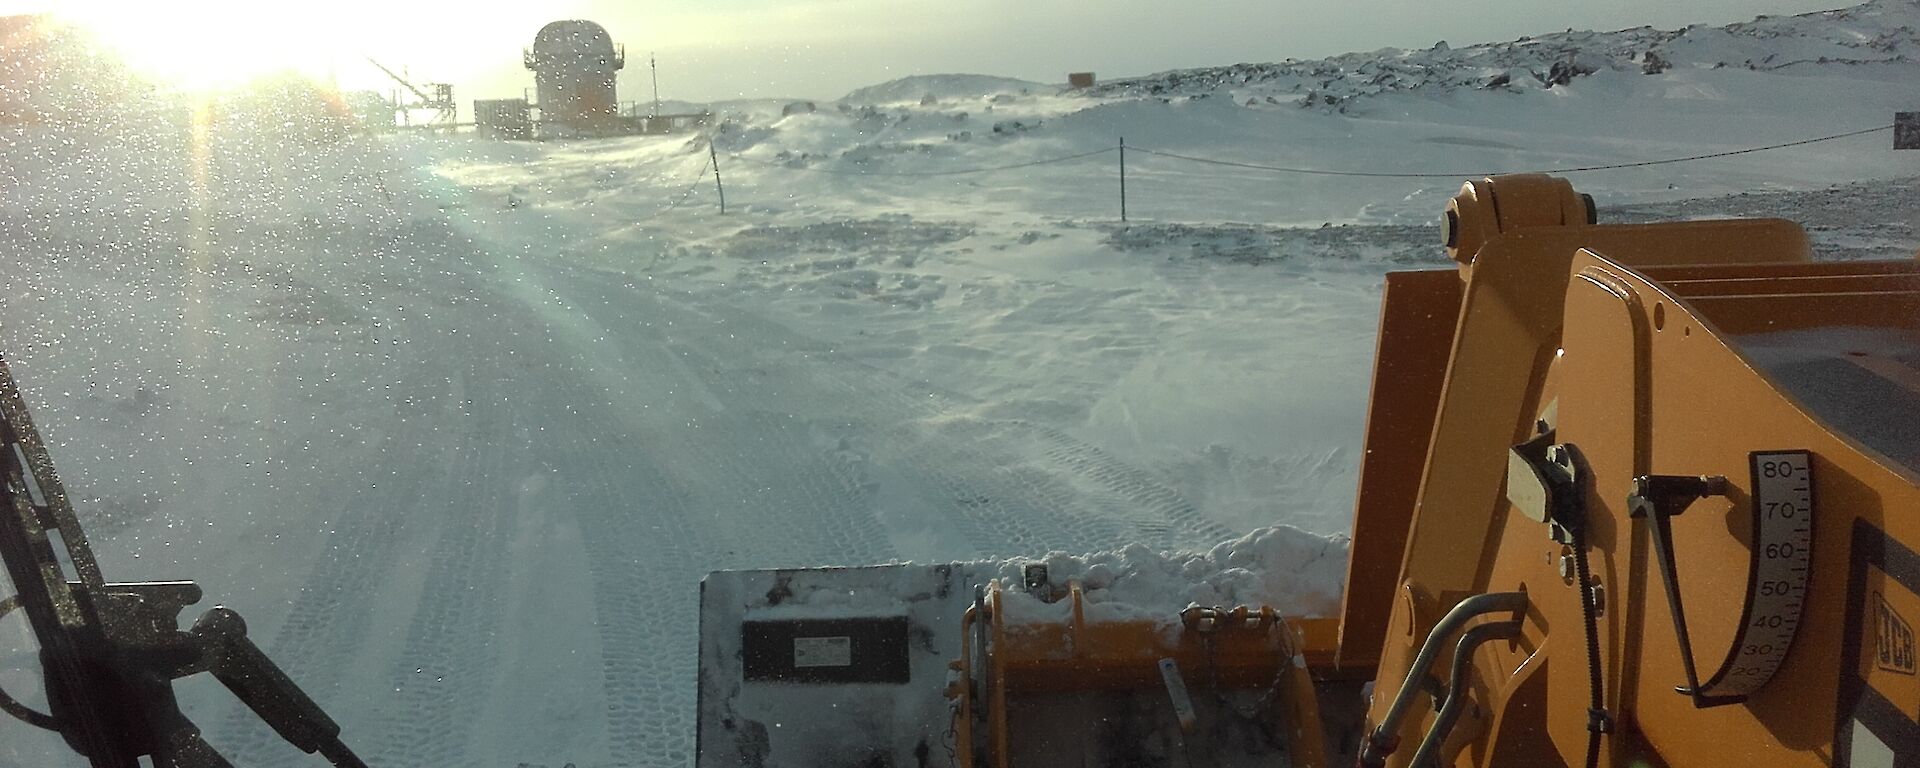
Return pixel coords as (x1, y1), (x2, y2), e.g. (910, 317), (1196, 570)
(1068, 72), (1096, 89)
(524, 20), (625, 132)
(475, 97), (532, 139)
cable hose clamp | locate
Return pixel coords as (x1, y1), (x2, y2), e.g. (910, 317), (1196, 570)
(1587, 708), (1613, 734)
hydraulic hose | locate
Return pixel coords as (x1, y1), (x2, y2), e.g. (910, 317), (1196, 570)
(1358, 591), (1528, 767)
(1407, 620), (1524, 768)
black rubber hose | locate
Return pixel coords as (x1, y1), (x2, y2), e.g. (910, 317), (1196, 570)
(0, 595), (59, 731)
(1569, 527), (1607, 768)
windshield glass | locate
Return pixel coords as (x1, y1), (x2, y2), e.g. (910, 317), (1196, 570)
(1, 1), (1914, 766)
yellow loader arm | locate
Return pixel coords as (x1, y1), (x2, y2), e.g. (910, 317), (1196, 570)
(1345, 175), (1920, 767)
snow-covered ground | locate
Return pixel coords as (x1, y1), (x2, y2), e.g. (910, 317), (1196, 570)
(1, 0), (1918, 765)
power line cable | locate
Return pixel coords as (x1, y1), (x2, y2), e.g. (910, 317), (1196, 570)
(1127, 146), (1485, 178)
(629, 155), (713, 221)
(1128, 124), (1893, 178)
(715, 123), (1888, 182)
(1506, 124), (1893, 172)
(724, 146), (1118, 177)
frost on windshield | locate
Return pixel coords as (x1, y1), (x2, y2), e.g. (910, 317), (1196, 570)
(2, 1), (1915, 765)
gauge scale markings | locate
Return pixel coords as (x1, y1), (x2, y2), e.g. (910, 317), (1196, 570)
(1700, 450), (1815, 697)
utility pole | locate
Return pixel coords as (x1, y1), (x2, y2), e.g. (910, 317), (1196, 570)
(651, 53), (662, 118)
(1119, 137), (1128, 222)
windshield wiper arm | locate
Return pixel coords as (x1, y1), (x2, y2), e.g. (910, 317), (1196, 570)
(0, 348), (367, 768)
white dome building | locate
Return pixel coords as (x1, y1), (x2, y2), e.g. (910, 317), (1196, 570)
(524, 20), (625, 131)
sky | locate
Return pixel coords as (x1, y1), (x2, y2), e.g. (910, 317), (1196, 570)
(11, 0), (1858, 104)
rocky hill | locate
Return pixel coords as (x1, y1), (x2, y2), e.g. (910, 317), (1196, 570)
(1085, 0), (1917, 110)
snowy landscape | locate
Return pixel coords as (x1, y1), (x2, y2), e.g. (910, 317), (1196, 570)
(1, 0), (1917, 765)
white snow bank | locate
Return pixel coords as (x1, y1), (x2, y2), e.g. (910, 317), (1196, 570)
(996, 525), (1351, 624)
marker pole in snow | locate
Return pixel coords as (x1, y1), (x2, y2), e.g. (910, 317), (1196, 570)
(650, 53), (662, 118)
(1119, 137), (1128, 222)
(710, 142), (727, 214)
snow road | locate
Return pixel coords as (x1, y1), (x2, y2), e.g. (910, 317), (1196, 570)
(2, 122), (1910, 767)
(200, 193), (1256, 765)
(0, 126), (1311, 766)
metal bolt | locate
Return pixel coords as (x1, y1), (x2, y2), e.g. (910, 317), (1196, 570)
(1558, 554), (1575, 580)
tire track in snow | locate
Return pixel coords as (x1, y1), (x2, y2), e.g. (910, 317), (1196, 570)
(359, 365), (517, 767)
(553, 272), (1097, 558)
(504, 274), (916, 764)
(431, 214), (780, 765)
(211, 387), (449, 767)
(532, 274), (902, 572)
(533, 367), (713, 766)
(213, 240), (521, 766)
(522, 277), (1244, 768)
(621, 275), (1237, 556)
(655, 341), (898, 567)
(447, 270), (795, 765)
(1026, 422), (1239, 545)
(632, 303), (1100, 561)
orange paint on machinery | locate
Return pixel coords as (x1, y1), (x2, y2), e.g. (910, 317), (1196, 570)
(950, 173), (1920, 767)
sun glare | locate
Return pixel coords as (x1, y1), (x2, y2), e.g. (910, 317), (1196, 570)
(41, 1), (585, 99)
(55, 2), (375, 92)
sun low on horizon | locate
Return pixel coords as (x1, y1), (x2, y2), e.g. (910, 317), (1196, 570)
(14, 1), (595, 95)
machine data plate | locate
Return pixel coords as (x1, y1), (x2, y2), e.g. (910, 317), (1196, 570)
(740, 616), (911, 684)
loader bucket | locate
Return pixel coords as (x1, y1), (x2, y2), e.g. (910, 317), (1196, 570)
(696, 564), (977, 767)
(696, 560), (1349, 768)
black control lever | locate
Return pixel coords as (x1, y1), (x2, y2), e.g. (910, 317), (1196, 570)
(1629, 473), (1739, 708)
